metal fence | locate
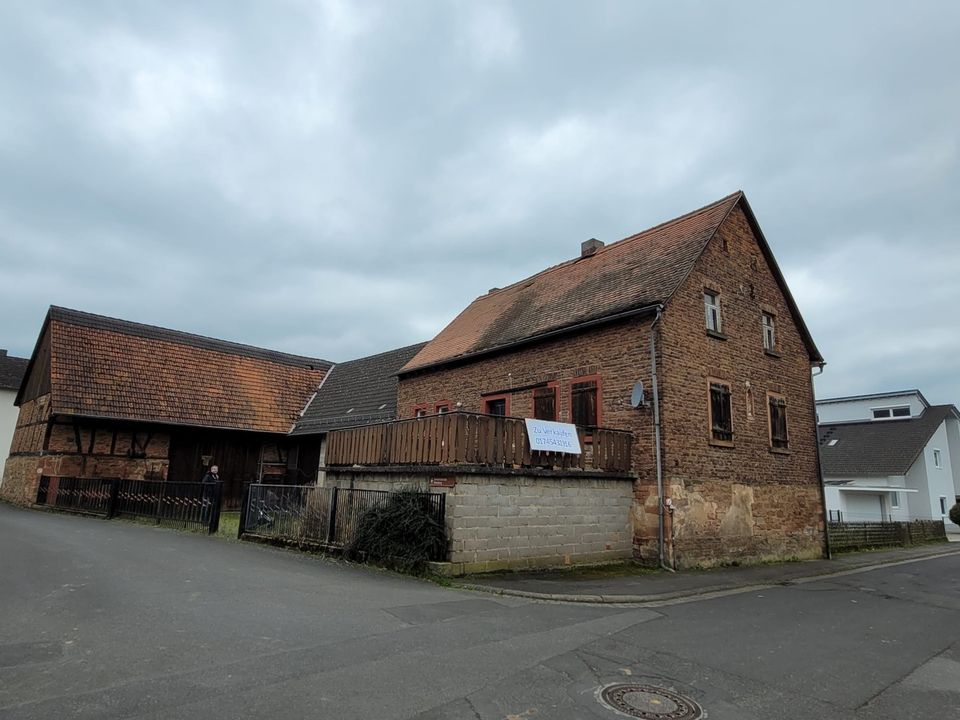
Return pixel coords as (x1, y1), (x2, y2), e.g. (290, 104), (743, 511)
(35, 476), (222, 534)
(239, 483), (447, 560)
(36, 476), (113, 516)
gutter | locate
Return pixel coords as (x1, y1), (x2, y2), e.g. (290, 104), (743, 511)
(811, 361), (832, 559)
(649, 304), (671, 571)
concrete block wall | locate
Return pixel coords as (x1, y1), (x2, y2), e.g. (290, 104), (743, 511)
(323, 469), (635, 574)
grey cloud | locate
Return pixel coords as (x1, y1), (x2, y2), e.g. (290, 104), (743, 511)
(1, 1), (958, 403)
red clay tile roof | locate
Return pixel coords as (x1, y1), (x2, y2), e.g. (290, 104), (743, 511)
(42, 307), (331, 433)
(402, 192), (744, 373)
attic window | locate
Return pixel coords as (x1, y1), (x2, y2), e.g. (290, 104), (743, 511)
(872, 406), (910, 420)
(704, 290), (722, 334)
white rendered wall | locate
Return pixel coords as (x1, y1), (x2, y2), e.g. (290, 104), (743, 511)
(922, 422), (958, 529)
(0, 389), (18, 487)
(945, 416), (960, 501)
(816, 393), (926, 423)
(823, 475), (910, 522)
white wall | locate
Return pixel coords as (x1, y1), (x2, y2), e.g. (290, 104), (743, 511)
(823, 475), (910, 522)
(920, 422), (958, 530)
(816, 392), (925, 424)
(945, 416), (960, 501)
(0, 389), (18, 487)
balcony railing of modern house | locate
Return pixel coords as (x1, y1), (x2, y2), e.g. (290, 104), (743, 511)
(324, 411), (633, 474)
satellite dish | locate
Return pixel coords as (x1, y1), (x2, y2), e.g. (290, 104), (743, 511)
(630, 381), (646, 408)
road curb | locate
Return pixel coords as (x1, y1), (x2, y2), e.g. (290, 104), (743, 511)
(452, 547), (960, 605)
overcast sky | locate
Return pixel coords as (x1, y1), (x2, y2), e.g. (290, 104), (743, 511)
(1, 1), (957, 405)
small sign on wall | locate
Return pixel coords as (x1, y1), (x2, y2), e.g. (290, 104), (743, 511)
(524, 418), (582, 454)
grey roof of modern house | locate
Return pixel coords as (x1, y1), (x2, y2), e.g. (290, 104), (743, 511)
(0, 350), (29, 391)
(818, 405), (960, 476)
(291, 342), (428, 436)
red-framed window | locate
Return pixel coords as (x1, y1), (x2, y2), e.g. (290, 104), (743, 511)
(435, 401), (451, 414)
(533, 383), (559, 421)
(570, 375), (601, 428)
(412, 404), (429, 418)
(482, 393), (511, 417)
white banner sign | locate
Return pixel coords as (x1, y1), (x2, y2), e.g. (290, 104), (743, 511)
(524, 418), (582, 454)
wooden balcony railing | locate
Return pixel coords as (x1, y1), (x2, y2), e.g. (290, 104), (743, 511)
(325, 411), (632, 473)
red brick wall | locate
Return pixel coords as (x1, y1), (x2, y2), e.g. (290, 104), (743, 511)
(656, 204), (825, 566)
(398, 316), (658, 480)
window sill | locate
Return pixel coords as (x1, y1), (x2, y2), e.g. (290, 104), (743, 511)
(769, 447), (791, 455)
(764, 349), (782, 358)
(709, 439), (735, 448)
(706, 329), (727, 341)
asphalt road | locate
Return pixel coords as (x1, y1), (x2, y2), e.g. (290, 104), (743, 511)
(1, 503), (958, 720)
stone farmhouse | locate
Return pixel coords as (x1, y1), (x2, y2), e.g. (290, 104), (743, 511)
(396, 191), (827, 565)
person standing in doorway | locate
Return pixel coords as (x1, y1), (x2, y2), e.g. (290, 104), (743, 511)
(202, 465), (220, 484)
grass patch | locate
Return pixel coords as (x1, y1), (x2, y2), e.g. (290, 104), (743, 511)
(216, 511), (240, 538)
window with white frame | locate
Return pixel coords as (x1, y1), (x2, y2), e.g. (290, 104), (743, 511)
(762, 312), (776, 351)
(872, 406), (911, 420)
(889, 492), (899, 509)
(704, 290), (722, 333)
(934, 449), (942, 468)
(940, 496), (947, 515)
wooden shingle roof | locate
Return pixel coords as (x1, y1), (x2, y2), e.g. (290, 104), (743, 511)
(29, 307), (332, 434)
(401, 191), (819, 374)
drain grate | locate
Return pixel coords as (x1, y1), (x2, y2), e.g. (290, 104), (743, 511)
(598, 683), (703, 720)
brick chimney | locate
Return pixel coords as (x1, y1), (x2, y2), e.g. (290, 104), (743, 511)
(0, 349), (6, 357)
(581, 238), (604, 257)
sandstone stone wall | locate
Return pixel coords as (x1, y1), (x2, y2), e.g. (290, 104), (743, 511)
(655, 204), (826, 567)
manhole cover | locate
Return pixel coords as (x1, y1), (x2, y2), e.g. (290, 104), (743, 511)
(598, 683), (703, 720)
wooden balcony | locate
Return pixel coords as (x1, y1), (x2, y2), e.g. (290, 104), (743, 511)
(325, 411), (633, 474)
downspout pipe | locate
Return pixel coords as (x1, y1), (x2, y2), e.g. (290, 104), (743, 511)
(811, 361), (831, 559)
(649, 305), (671, 571)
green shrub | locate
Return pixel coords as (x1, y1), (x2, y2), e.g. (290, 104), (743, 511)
(950, 502), (960, 527)
(347, 489), (446, 574)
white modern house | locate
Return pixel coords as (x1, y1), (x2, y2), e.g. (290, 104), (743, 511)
(0, 349), (30, 483)
(817, 390), (960, 530)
